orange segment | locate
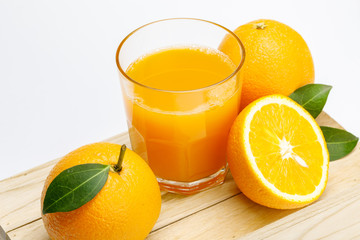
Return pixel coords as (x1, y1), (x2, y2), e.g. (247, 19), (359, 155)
(227, 94), (329, 209)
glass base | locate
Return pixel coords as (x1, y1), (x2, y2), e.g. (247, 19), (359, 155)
(157, 164), (229, 195)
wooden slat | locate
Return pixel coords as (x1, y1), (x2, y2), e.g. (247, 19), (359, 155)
(241, 184), (360, 239)
(1, 112), (358, 239)
(154, 173), (239, 231)
(7, 219), (47, 240)
(315, 112), (343, 129)
(148, 142), (360, 239)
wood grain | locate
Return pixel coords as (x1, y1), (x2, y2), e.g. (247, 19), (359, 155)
(1, 112), (358, 239)
(148, 140), (360, 239)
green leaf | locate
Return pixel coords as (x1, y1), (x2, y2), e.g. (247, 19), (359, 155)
(289, 84), (332, 118)
(43, 163), (110, 214)
(320, 126), (359, 161)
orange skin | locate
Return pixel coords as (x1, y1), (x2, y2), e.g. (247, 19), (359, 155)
(41, 143), (161, 240)
(219, 19), (314, 110)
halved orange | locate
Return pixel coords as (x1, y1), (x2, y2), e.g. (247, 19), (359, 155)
(227, 94), (329, 209)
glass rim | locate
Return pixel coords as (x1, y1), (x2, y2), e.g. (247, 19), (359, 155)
(115, 18), (246, 93)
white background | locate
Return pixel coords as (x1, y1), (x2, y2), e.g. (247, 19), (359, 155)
(0, 0), (359, 180)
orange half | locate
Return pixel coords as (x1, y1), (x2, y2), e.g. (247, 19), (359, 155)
(227, 94), (329, 209)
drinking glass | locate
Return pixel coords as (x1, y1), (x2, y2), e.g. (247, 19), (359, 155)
(116, 18), (245, 194)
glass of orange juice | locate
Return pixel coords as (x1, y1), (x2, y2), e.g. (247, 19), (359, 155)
(116, 18), (245, 194)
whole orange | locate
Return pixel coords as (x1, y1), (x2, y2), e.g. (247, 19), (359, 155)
(219, 19), (314, 109)
(41, 143), (161, 240)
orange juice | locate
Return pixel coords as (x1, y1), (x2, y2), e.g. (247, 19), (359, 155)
(124, 46), (241, 183)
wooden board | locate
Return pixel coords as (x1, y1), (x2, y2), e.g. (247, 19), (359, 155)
(1, 112), (359, 239)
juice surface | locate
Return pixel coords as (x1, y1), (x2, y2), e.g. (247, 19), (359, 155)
(124, 46), (241, 182)
(127, 47), (235, 91)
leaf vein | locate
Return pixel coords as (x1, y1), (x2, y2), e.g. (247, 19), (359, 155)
(43, 165), (110, 213)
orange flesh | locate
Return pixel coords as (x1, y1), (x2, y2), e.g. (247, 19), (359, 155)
(124, 47), (240, 182)
(249, 103), (323, 195)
